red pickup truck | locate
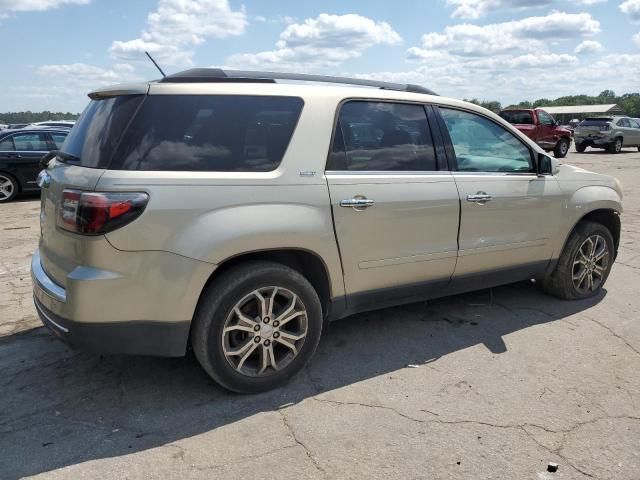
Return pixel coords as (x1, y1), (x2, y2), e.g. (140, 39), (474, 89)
(499, 108), (572, 158)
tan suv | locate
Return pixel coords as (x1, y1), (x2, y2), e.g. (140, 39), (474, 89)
(32, 69), (623, 392)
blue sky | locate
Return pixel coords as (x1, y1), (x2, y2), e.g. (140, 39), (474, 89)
(1, 0), (639, 112)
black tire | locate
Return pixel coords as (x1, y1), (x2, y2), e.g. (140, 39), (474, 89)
(575, 143), (586, 153)
(542, 221), (615, 300)
(191, 261), (323, 393)
(0, 172), (18, 203)
(554, 138), (570, 158)
(607, 137), (622, 154)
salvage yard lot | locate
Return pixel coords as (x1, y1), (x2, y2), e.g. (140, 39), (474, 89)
(1, 149), (639, 480)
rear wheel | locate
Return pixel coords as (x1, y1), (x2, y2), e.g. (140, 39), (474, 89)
(0, 173), (18, 203)
(575, 143), (586, 153)
(607, 137), (623, 154)
(191, 261), (323, 393)
(542, 221), (614, 300)
(554, 138), (570, 158)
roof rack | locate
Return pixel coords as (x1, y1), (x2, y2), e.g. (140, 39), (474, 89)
(159, 68), (437, 96)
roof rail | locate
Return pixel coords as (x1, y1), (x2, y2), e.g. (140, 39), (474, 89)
(159, 68), (437, 96)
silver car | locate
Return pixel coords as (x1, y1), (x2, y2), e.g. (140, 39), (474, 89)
(574, 116), (640, 153)
(32, 69), (623, 392)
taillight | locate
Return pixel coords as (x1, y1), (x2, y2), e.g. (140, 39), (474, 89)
(601, 124), (611, 132)
(57, 190), (149, 235)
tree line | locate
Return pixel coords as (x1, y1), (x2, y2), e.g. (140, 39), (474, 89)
(0, 111), (80, 124)
(465, 90), (640, 117)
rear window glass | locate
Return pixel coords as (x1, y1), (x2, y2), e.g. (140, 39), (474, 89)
(110, 95), (304, 172)
(499, 111), (533, 125)
(580, 118), (612, 127)
(61, 95), (144, 168)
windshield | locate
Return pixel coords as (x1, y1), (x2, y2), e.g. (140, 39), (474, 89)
(60, 95), (143, 168)
(499, 111), (533, 125)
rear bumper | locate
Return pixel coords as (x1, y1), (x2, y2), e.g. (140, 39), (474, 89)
(575, 136), (611, 147)
(33, 295), (190, 356)
(30, 248), (205, 357)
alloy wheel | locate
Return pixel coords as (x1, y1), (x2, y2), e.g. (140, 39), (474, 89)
(0, 175), (15, 201)
(572, 234), (609, 294)
(222, 286), (308, 377)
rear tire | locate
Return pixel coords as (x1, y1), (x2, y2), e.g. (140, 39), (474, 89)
(607, 137), (622, 154)
(554, 138), (570, 158)
(0, 173), (18, 203)
(542, 221), (614, 300)
(575, 143), (586, 153)
(191, 261), (323, 393)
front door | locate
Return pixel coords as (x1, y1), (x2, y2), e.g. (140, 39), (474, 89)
(2, 132), (51, 188)
(536, 110), (559, 150)
(326, 100), (460, 309)
(436, 107), (564, 279)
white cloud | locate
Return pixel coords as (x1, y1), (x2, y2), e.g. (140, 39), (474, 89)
(445, 0), (606, 19)
(36, 62), (142, 87)
(634, 32), (640, 46)
(226, 13), (401, 70)
(0, 0), (88, 17)
(110, 0), (247, 66)
(407, 12), (599, 58)
(620, 0), (640, 22)
(575, 40), (604, 54)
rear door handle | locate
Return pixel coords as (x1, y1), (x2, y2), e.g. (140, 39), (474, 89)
(467, 192), (493, 203)
(340, 197), (375, 209)
(7, 154), (22, 159)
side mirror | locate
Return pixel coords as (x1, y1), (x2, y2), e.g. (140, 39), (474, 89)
(536, 153), (553, 176)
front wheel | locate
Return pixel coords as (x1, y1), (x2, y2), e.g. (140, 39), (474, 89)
(191, 261), (323, 393)
(554, 138), (570, 158)
(542, 221), (615, 300)
(0, 173), (18, 203)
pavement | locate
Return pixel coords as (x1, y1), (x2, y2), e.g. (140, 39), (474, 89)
(1, 148), (639, 480)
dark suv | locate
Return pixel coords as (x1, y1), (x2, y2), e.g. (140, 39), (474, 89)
(0, 128), (69, 202)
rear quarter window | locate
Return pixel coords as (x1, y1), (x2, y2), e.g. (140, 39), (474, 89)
(110, 95), (304, 172)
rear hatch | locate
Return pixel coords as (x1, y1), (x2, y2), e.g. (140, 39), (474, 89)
(576, 117), (612, 137)
(39, 93), (146, 287)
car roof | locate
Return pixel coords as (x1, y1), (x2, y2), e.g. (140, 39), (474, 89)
(0, 127), (71, 138)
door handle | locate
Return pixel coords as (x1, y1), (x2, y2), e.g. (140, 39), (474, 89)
(7, 154), (22, 159)
(340, 197), (375, 209)
(467, 192), (493, 203)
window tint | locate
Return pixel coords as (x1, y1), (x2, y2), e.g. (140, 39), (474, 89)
(537, 111), (555, 126)
(50, 133), (68, 149)
(0, 137), (15, 151)
(328, 101), (437, 171)
(440, 108), (533, 173)
(62, 95), (144, 168)
(618, 118), (630, 127)
(580, 118), (612, 127)
(13, 133), (49, 151)
(111, 95), (303, 172)
(499, 110), (533, 125)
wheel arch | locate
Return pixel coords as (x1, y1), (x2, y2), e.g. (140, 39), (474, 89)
(196, 248), (334, 322)
(0, 170), (21, 192)
(560, 208), (621, 261)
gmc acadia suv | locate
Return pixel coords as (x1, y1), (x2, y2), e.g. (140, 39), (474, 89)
(31, 69), (623, 393)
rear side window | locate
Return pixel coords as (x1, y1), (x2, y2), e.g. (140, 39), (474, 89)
(50, 133), (68, 149)
(499, 111), (533, 125)
(327, 101), (437, 171)
(110, 95), (304, 172)
(62, 95), (144, 168)
(0, 137), (15, 151)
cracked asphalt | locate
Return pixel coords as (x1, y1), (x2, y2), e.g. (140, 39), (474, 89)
(1, 149), (639, 479)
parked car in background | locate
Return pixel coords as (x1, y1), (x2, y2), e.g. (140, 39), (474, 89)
(6, 123), (29, 130)
(0, 128), (69, 202)
(498, 108), (572, 158)
(28, 120), (75, 129)
(574, 116), (640, 153)
(0, 124), (8, 131)
(32, 69), (622, 393)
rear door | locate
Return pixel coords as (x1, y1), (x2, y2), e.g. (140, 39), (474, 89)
(326, 100), (460, 309)
(0, 132), (50, 189)
(435, 106), (563, 279)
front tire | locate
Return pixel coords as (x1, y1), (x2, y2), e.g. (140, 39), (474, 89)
(554, 138), (570, 158)
(0, 173), (18, 203)
(575, 143), (586, 153)
(542, 221), (614, 300)
(607, 137), (623, 154)
(191, 261), (323, 393)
